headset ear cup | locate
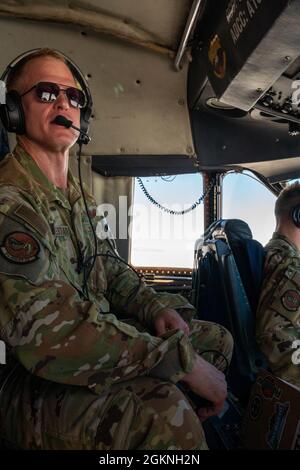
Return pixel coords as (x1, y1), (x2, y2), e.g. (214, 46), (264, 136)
(0, 97), (11, 131)
(0, 90), (25, 134)
(292, 205), (300, 228)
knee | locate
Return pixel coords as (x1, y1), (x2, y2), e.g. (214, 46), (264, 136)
(128, 378), (208, 450)
(192, 320), (234, 371)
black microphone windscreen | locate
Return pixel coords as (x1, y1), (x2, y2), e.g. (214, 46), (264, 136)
(53, 115), (73, 128)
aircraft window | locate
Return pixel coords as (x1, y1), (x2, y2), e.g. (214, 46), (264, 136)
(130, 174), (204, 268)
(222, 171), (276, 246)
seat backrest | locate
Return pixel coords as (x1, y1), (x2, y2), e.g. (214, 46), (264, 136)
(192, 219), (268, 402)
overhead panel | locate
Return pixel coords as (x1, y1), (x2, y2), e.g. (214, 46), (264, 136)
(192, 0), (300, 112)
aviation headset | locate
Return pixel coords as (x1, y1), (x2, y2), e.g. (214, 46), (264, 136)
(0, 48), (93, 145)
(292, 204), (300, 228)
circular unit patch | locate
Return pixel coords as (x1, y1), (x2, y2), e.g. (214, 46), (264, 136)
(281, 290), (300, 312)
(0, 232), (40, 264)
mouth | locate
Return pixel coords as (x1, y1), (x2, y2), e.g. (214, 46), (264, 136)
(51, 114), (73, 123)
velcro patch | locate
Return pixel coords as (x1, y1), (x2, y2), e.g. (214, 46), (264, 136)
(0, 215), (49, 283)
(0, 231), (40, 264)
(281, 290), (300, 312)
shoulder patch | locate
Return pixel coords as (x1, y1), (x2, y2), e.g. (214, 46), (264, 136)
(0, 215), (50, 283)
(0, 231), (40, 264)
(281, 290), (300, 312)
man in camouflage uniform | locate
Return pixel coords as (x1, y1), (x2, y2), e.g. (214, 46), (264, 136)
(256, 183), (300, 388)
(0, 48), (233, 450)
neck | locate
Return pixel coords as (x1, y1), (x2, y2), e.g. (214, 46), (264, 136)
(277, 222), (300, 251)
(18, 136), (69, 188)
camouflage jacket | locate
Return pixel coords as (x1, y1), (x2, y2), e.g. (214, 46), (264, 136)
(0, 145), (197, 394)
(256, 233), (300, 387)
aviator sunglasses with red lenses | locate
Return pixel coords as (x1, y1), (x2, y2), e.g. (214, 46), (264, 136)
(21, 81), (87, 109)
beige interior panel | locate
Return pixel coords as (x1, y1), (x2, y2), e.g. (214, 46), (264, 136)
(71, 0), (192, 49)
(0, 0), (193, 52)
(69, 157), (133, 261)
(0, 3), (194, 158)
(92, 171), (133, 261)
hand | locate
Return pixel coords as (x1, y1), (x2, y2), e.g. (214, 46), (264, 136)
(182, 354), (228, 421)
(154, 308), (190, 336)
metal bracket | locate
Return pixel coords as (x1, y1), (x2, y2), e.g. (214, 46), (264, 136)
(174, 0), (205, 71)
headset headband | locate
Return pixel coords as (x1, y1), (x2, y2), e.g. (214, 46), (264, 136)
(292, 204), (300, 228)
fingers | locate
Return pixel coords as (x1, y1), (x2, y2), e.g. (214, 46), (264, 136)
(155, 316), (190, 336)
(211, 400), (225, 416)
(197, 407), (214, 422)
(181, 321), (190, 335)
(210, 381), (227, 404)
(163, 316), (189, 334)
(197, 400), (225, 422)
(155, 317), (165, 336)
(167, 317), (189, 335)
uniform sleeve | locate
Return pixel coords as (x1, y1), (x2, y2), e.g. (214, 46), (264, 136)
(256, 257), (300, 387)
(88, 189), (197, 328)
(0, 197), (196, 394)
(95, 217), (196, 329)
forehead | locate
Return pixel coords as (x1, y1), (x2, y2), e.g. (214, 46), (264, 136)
(20, 56), (76, 90)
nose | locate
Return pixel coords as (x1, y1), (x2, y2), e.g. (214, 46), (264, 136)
(54, 90), (70, 110)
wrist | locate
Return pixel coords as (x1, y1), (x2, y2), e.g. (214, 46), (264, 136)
(182, 355), (201, 385)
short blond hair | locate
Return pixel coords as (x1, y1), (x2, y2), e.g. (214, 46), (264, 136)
(6, 48), (67, 92)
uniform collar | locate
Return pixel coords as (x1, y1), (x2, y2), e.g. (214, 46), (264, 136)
(14, 144), (82, 210)
(271, 232), (299, 253)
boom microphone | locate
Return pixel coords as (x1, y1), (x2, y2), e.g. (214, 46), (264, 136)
(53, 115), (91, 143)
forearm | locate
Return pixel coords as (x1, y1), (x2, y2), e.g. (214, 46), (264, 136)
(101, 240), (195, 327)
(1, 276), (196, 393)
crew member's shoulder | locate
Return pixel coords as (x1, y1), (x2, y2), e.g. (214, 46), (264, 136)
(0, 151), (39, 209)
(0, 184), (27, 214)
(0, 152), (20, 180)
(0, 185), (48, 239)
(266, 234), (299, 259)
(1, 153), (35, 193)
(264, 234), (300, 277)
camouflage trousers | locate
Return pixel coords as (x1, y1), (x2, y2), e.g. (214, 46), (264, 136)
(0, 320), (233, 450)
